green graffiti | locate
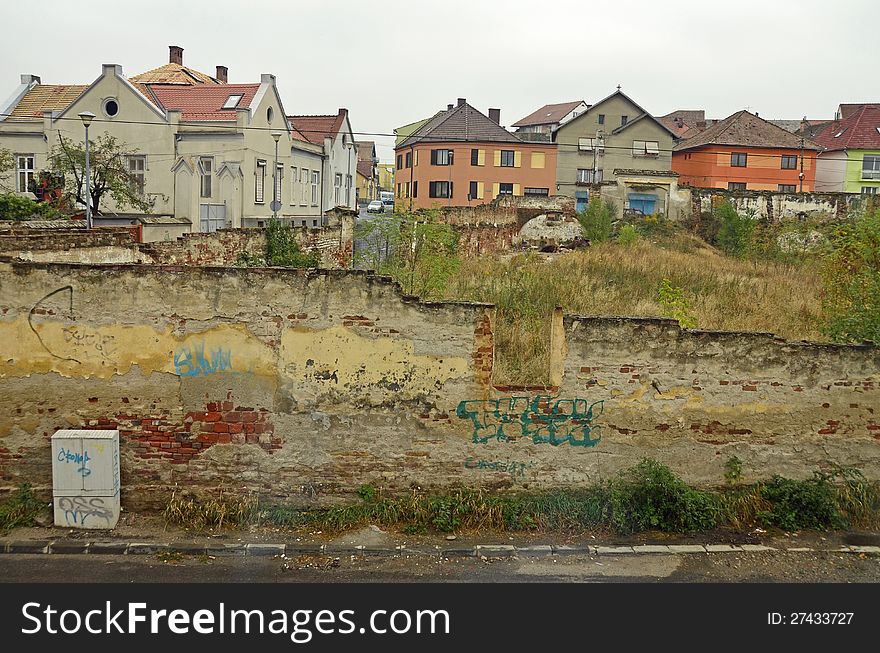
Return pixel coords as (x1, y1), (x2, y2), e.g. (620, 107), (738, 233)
(463, 458), (532, 477)
(456, 396), (604, 447)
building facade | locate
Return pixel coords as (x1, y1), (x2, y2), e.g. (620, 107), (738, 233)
(813, 106), (880, 194)
(394, 99), (557, 210)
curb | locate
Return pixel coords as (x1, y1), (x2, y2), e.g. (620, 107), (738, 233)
(2, 540), (879, 557)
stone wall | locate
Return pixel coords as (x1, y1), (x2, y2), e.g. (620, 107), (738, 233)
(687, 188), (872, 223)
(0, 261), (877, 509)
(551, 313), (880, 484)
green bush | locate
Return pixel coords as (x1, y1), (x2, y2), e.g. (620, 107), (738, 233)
(757, 473), (844, 531)
(577, 197), (614, 243)
(265, 219), (321, 268)
(0, 193), (64, 221)
(0, 483), (44, 532)
(714, 201), (756, 257)
(617, 223), (640, 246)
(658, 278), (698, 329)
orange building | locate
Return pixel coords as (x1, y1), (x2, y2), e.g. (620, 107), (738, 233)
(394, 99), (557, 210)
(672, 110), (819, 192)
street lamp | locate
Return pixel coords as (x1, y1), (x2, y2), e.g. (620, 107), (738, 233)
(78, 111), (96, 229)
(271, 131), (282, 221)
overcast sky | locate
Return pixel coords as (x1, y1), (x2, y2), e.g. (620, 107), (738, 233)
(2, 0), (875, 162)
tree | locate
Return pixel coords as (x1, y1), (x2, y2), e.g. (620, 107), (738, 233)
(48, 133), (153, 215)
(821, 208), (880, 343)
(577, 196), (614, 243)
(714, 201), (755, 257)
(0, 147), (13, 193)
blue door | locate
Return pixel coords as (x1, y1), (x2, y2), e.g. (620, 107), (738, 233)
(575, 191), (589, 213)
(627, 193), (658, 215)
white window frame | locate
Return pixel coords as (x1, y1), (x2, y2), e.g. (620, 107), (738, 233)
(290, 166), (298, 204)
(274, 163), (284, 206)
(632, 140), (660, 157)
(127, 155), (146, 196)
(198, 156), (213, 198)
(222, 94), (243, 109)
(16, 154), (35, 193)
(334, 173), (342, 205)
(345, 174), (352, 206)
(311, 171), (319, 205)
(862, 155), (880, 180)
(255, 159), (267, 203)
(861, 186), (878, 195)
(301, 167), (309, 206)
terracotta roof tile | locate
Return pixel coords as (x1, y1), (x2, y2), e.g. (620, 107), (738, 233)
(673, 110), (820, 152)
(813, 107), (880, 151)
(148, 84), (260, 121)
(356, 159), (373, 178)
(8, 84), (87, 119)
(511, 101), (586, 127)
(287, 111), (347, 145)
(130, 63), (220, 85)
(398, 102), (522, 148)
(838, 103), (880, 120)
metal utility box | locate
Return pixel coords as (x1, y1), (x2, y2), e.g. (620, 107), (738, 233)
(51, 429), (120, 529)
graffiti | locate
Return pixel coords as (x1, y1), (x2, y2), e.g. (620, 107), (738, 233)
(57, 447), (91, 477)
(62, 327), (117, 360)
(456, 396), (604, 447)
(28, 285), (81, 364)
(57, 496), (114, 527)
(174, 342), (233, 377)
(464, 458), (532, 477)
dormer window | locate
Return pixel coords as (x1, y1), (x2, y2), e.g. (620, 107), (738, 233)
(834, 129), (847, 138)
(222, 94), (243, 109)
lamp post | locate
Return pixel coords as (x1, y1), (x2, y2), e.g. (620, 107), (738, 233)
(271, 131), (282, 221)
(78, 111), (96, 228)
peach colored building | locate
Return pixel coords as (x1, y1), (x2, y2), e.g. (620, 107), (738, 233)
(394, 99), (557, 210)
(672, 111), (819, 192)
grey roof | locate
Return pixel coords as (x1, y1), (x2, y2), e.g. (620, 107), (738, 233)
(610, 112), (679, 138)
(397, 102), (522, 148)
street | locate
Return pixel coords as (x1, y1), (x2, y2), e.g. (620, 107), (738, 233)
(1, 549), (878, 583)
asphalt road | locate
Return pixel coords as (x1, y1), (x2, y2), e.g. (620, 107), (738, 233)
(1, 549), (878, 583)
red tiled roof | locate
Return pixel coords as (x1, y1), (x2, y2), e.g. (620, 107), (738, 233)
(673, 110), (820, 152)
(147, 84), (259, 121)
(838, 103), (880, 120)
(356, 159), (373, 178)
(287, 110), (347, 145)
(813, 107), (880, 151)
(511, 101), (586, 127)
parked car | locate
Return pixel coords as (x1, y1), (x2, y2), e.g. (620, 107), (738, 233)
(367, 200), (384, 213)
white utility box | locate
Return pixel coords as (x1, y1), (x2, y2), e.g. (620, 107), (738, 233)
(51, 429), (120, 529)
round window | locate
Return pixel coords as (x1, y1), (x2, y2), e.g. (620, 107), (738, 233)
(103, 99), (119, 117)
(267, 106), (274, 124)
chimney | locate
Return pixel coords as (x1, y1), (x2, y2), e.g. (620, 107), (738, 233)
(216, 65), (228, 83)
(20, 74), (40, 85)
(447, 104), (453, 111)
(457, 97), (466, 107)
(488, 108), (500, 124)
(169, 45), (183, 65)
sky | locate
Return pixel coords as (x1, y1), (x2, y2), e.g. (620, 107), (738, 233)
(1, 0), (876, 163)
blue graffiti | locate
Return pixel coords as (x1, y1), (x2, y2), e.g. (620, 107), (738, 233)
(57, 447), (91, 477)
(174, 342), (233, 378)
(58, 496), (113, 527)
(456, 396), (604, 447)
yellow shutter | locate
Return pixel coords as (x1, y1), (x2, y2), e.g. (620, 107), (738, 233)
(531, 152), (545, 169)
(492, 182), (500, 198)
(478, 149), (486, 166)
(513, 183), (521, 196)
(477, 182), (484, 199)
(514, 151), (522, 168)
(414, 150), (419, 166)
(493, 150), (501, 167)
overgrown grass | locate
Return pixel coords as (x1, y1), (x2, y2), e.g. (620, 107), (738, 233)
(162, 460), (880, 536)
(446, 233), (823, 384)
(0, 483), (44, 532)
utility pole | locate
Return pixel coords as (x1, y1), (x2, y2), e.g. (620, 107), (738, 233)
(799, 131), (805, 193)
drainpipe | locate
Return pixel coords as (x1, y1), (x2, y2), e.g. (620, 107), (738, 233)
(410, 146), (415, 212)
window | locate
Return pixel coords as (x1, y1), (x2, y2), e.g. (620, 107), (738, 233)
(863, 155), (880, 180)
(301, 168), (309, 205)
(577, 168), (602, 183)
(396, 182), (401, 198)
(405, 151), (412, 168)
(431, 149), (453, 165)
(780, 155), (798, 169)
(498, 183), (513, 195)
(15, 154), (35, 192)
(345, 174), (352, 205)
(311, 171), (319, 205)
(471, 149), (479, 166)
(730, 153), (748, 167)
(524, 187), (549, 196)
(274, 163), (283, 204)
(428, 181), (452, 198)
(222, 94), (243, 109)
(199, 157), (213, 198)
(577, 137), (604, 152)
(469, 181), (478, 200)
(103, 98), (119, 118)
(127, 155), (146, 195)
(621, 115), (628, 126)
(632, 140), (660, 157)
(778, 184), (797, 193)
(255, 160), (267, 202)
(728, 182), (747, 191)
(396, 154), (403, 170)
(404, 182), (410, 198)
(267, 107), (274, 124)
(500, 150), (515, 167)
(290, 167), (298, 203)
(335, 173), (343, 205)
(598, 114), (605, 125)
(862, 186), (878, 195)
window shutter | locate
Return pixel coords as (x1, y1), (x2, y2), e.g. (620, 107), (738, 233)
(449, 181), (453, 198)
(514, 151), (522, 168)
(478, 149), (486, 166)
(513, 183), (521, 196)
(414, 150), (419, 166)
(413, 181), (418, 197)
(492, 182), (500, 198)
(477, 182), (484, 199)
(431, 150), (438, 165)
(493, 150), (502, 167)
(531, 152), (545, 169)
